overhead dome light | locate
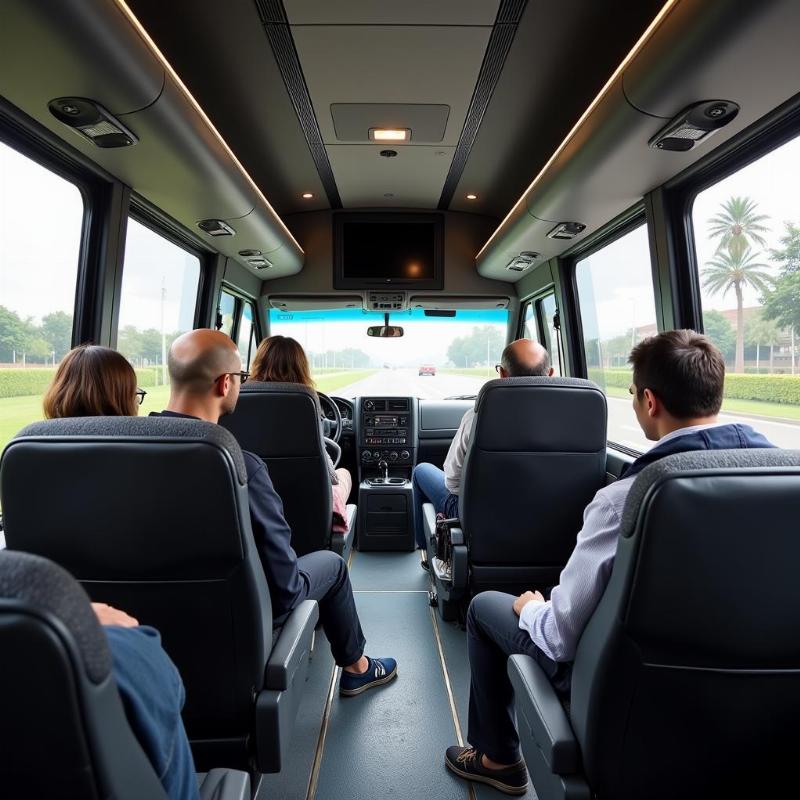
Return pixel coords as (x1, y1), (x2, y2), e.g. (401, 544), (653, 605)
(466, 193), (477, 200)
(302, 192), (313, 199)
(649, 100), (740, 151)
(370, 128), (411, 142)
(198, 219), (235, 236)
(48, 97), (137, 148)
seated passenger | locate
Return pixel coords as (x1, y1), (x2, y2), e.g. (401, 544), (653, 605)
(249, 335), (353, 531)
(444, 330), (776, 796)
(43, 343), (145, 418)
(412, 338), (553, 559)
(155, 329), (396, 696)
(92, 602), (199, 800)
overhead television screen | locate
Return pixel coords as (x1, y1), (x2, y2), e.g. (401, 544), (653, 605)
(333, 213), (444, 289)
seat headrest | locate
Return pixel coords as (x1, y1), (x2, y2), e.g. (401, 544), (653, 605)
(474, 376), (601, 410)
(0, 551), (111, 684)
(240, 381), (321, 409)
(620, 448), (800, 538)
(14, 416), (248, 484)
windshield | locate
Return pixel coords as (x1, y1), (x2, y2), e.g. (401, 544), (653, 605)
(268, 307), (509, 399)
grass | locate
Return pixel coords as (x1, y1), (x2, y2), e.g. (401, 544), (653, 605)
(314, 370), (377, 393)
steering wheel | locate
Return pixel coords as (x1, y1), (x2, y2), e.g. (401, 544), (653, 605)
(324, 436), (342, 469)
(318, 392), (342, 443)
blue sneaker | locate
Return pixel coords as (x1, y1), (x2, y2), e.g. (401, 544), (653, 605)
(339, 657), (397, 696)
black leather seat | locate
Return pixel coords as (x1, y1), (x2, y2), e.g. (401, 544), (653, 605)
(0, 416), (318, 775)
(0, 549), (250, 800)
(424, 377), (607, 620)
(220, 381), (355, 560)
(508, 449), (800, 800)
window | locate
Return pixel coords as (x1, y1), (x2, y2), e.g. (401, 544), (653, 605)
(522, 303), (540, 342)
(117, 218), (201, 415)
(0, 141), (84, 458)
(217, 290), (236, 337)
(269, 307), (509, 399)
(236, 302), (257, 369)
(691, 131), (800, 448)
(576, 223), (657, 451)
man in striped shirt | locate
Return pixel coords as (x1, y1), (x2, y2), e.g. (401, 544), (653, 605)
(445, 330), (775, 796)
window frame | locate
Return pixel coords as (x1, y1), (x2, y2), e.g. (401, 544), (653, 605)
(519, 288), (562, 373)
(216, 283), (260, 350)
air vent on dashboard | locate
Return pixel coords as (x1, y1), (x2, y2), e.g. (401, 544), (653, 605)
(363, 399), (387, 412)
(388, 399), (409, 411)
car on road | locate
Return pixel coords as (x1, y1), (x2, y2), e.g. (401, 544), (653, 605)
(419, 365), (436, 376)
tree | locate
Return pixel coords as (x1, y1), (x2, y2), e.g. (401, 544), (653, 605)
(702, 247), (771, 372)
(708, 196), (769, 260)
(447, 326), (505, 368)
(769, 221), (800, 274)
(0, 305), (30, 362)
(762, 222), (800, 374)
(40, 311), (73, 360)
(703, 310), (736, 363)
(745, 311), (781, 373)
(117, 325), (143, 361)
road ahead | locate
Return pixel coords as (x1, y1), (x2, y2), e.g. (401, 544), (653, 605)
(325, 368), (800, 450)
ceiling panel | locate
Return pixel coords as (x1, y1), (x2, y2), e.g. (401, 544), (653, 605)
(292, 25), (492, 147)
(284, 0), (500, 26)
(326, 145), (456, 208)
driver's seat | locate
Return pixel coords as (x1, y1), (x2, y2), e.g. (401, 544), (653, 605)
(220, 381), (355, 560)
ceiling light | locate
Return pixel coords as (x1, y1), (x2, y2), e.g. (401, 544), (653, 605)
(649, 100), (739, 151)
(48, 97), (137, 148)
(198, 219), (235, 237)
(302, 192), (313, 199)
(370, 128), (411, 142)
(547, 222), (586, 240)
(466, 194), (477, 200)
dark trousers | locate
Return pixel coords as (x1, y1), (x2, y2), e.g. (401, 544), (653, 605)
(467, 591), (571, 764)
(297, 550), (366, 667)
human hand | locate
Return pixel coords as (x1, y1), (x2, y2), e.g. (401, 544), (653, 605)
(512, 590), (545, 617)
(91, 603), (139, 628)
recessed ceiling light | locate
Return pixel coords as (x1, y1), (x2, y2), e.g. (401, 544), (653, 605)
(370, 128), (411, 142)
(466, 193), (477, 200)
(302, 192), (313, 199)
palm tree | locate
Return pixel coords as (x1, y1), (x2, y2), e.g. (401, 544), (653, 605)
(708, 196), (769, 260)
(703, 248), (772, 372)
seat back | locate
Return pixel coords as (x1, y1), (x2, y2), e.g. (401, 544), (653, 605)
(0, 550), (168, 800)
(571, 449), (800, 800)
(0, 417), (272, 761)
(460, 377), (607, 591)
(220, 381), (333, 557)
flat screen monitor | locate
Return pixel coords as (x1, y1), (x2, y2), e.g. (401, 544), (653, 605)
(333, 213), (444, 289)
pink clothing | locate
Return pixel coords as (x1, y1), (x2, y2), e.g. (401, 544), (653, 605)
(331, 468), (352, 533)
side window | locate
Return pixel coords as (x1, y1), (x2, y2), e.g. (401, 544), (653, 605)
(236, 302), (256, 369)
(576, 224), (657, 451)
(117, 218), (200, 414)
(522, 303), (539, 342)
(0, 141), (84, 456)
(691, 132), (800, 449)
(539, 293), (562, 376)
(217, 290), (236, 337)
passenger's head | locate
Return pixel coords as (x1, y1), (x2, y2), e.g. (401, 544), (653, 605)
(497, 339), (553, 378)
(166, 329), (245, 422)
(250, 335), (314, 388)
(628, 329), (724, 440)
(43, 345), (140, 418)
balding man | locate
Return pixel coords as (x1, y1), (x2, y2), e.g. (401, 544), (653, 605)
(412, 339), (553, 564)
(153, 330), (397, 697)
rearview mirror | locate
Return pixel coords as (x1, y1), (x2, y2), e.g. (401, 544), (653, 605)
(367, 325), (404, 338)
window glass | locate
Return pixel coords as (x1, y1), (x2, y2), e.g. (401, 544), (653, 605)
(522, 303), (539, 342)
(692, 132), (800, 448)
(269, 307), (509, 399)
(0, 141), (84, 459)
(236, 302), (255, 369)
(540, 293), (562, 376)
(218, 290), (236, 337)
(576, 224), (657, 451)
(117, 218), (200, 415)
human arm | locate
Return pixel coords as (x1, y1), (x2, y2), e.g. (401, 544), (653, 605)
(92, 603), (138, 627)
(443, 409), (474, 494)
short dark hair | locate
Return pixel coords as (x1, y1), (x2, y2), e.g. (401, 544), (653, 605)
(500, 343), (550, 377)
(629, 329), (724, 418)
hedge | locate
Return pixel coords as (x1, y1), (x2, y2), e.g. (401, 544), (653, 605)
(589, 367), (800, 406)
(0, 366), (165, 399)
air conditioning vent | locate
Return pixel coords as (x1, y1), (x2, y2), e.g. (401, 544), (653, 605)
(388, 398), (409, 411)
(505, 251), (540, 272)
(363, 398), (387, 412)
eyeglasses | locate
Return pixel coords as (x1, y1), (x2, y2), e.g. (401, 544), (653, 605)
(135, 388), (147, 405)
(494, 364), (503, 374)
(215, 371), (249, 384)
(628, 383), (636, 395)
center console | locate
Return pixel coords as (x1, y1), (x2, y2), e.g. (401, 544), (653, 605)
(355, 397), (417, 551)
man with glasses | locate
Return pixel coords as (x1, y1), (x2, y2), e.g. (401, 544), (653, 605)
(152, 329), (397, 698)
(411, 339), (553, 565)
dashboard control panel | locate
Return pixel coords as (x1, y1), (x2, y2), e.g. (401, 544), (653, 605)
(356, 397), (416, 467)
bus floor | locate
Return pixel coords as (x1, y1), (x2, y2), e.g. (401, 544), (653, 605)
(256, 549), (537, 800)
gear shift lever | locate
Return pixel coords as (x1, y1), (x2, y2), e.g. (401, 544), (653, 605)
(378, 459), (389, 483)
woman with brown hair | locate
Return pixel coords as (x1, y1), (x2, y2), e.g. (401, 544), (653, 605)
(43, 344), (145, 418)
(250, 335), (353, 527)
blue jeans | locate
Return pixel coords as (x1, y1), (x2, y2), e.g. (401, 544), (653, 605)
(411, 463), (459, 550)
(466, 592), (572, 764)
(106, 626), (199, 800)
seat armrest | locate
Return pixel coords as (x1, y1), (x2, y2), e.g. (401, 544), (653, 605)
(508, 654), (579, 775)
(345, 503), (357, 532)
(198, 768), (250, 800)
(331, 505), (356, 559)
(422, 503), (436, 544)
(265, 600), (319, 691)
